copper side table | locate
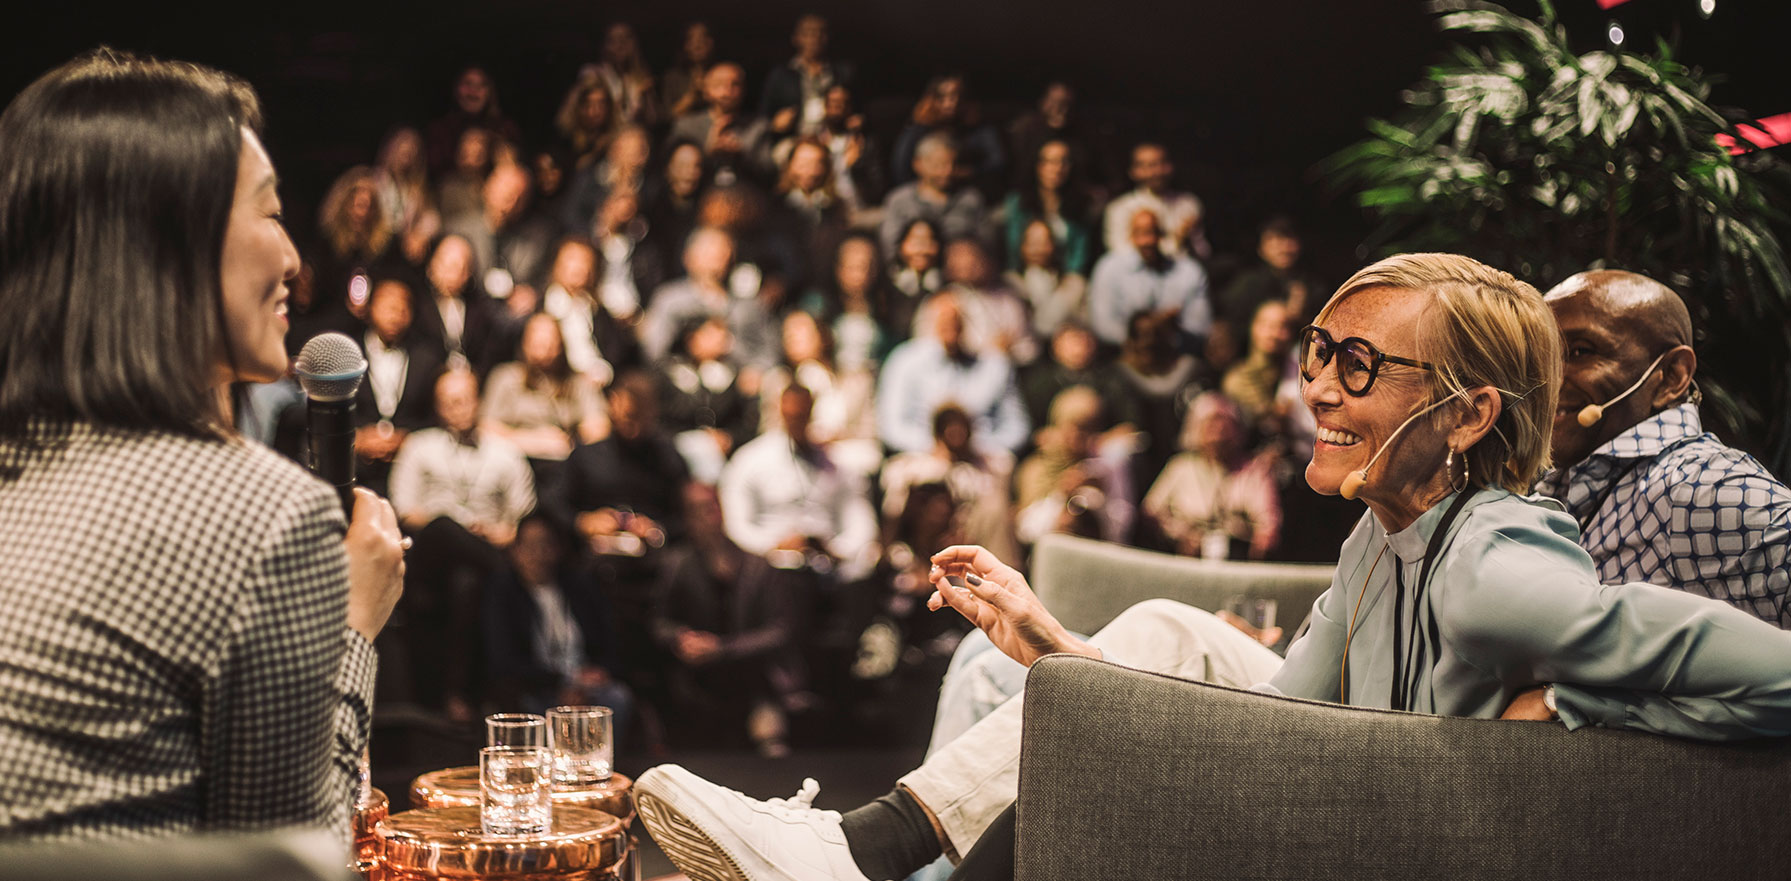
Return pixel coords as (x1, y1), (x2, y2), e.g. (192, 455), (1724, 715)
(409, 767), (635, 827)
(377, 805), (633, 880)
(355, 786), (391, 880)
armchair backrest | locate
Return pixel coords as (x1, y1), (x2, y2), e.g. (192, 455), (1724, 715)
(1017, 655), (1791, 880)
(1030, 533), (1335, 647)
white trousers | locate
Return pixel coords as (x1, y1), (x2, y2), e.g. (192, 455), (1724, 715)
(897, 599), (1285, 858)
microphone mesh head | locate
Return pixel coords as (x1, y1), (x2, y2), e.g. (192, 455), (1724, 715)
(294, 332), (368, 402)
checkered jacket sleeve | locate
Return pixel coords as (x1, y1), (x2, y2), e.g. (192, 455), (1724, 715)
(203, 481), (377, 835)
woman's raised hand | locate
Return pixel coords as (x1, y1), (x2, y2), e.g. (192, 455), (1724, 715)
(927, 545), (1100, 667)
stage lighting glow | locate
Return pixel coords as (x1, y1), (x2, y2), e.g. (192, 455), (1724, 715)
(1607, 21), (1626, 45)
(1698, 0), (1715, 18)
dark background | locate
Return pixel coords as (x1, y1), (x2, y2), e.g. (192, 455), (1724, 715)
(3, 0), (1784, 281)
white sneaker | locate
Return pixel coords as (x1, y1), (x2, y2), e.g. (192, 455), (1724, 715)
(635, 764), (875, 881)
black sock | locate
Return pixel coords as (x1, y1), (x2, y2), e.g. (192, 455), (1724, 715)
(838, 786), (943, 881)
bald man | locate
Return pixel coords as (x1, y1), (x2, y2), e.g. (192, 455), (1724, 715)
(1535, 270), (1791, 627)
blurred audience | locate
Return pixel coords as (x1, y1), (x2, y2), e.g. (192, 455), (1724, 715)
(877, 293), (1028, 454)
(481, 311), (609, 462)
(1103, 141), (1206, 259)
(1088, 208), (1212, 348)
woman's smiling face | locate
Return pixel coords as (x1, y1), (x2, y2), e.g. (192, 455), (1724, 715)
(1301, 286), (1451, 520)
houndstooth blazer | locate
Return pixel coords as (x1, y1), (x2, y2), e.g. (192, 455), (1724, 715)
(0, 421), (376, 844)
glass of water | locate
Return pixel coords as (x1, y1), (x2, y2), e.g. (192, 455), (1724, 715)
(486, 713), (547, 748)
(1225, 595), (1278, 634)
(479, 746), (553, 836)
(547, 705), (614, 786)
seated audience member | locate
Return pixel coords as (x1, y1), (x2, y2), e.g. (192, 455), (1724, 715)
(425, 65), (522, 176)
(1006, 82), (1107, 193)
(665, 62), (773, 185)
(879, 132), (987, 262)
(631, 254), (1791, 881)
(541, 237), (639, 382)
(374, 126), (431, 240)
(927, 237), (1035, 364)
(759, 310), (881, 480)
(1218, 215), (1322, 327)
(660, 317), (760, 484)
(589, 187), (664, 340)
(812, 84), (884, 216)
(762, 14), (851, 140)
(881, 404), (1020, 565)
(877, 294), (1029, 455)
(1117, 307), (1204, 494)
(886, 218), (944, 333)
(1020, 321), (1139, 436)
(555, 373), (692, 675)
(1221, 298), (1296, 435)
(415, 234), (503, 374)
(660, 21), (715, 120)
(777, 137), (850, 269)
(355, 276), (446, 494)
(554, 75), (618, 171)
(485, 513), (636, 725)
(1142, 392), (1282, 560)
(1102, 140), (1207, 259)
(889, 76), (1006, 195)
(1006, 218), (1088, 339)
(530, 151), (574, 240)
(1004, 139), (1092, 276)
(1537, 270), (1791, 626)
(446, 161), (558, 300)
(313, 165), (398, 315)
(390, 369), (536, 718)
(481, 312), (608, 462)
(721, 385), (880, 582)
(643, 140), (708, 279)
(699, 184), (807, 307)
(642, 226), (779, 369)
(562, 124), (653, 236)
(1088, 208), (1213, 348)
(1014, 386), (1132, 545)
(651, 482), (807, 757)
(874, 481), (970, 662)
(798, 233), (896, 370)
(436, 126), (494, 221)
(596, 22), (658, 126)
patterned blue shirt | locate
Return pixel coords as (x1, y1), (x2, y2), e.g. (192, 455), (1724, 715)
(1534, 403), (1791, 627)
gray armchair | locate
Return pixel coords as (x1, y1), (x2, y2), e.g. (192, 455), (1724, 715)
(1015, 656), (1791, 879)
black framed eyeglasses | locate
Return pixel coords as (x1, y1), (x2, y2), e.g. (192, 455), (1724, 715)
(1297, 325), (1435, 396)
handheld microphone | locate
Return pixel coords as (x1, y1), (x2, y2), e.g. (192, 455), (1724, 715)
(294, 332), (369, 516)
(1576, 351), (1672, 428)
(1338, 394), (1460, 501)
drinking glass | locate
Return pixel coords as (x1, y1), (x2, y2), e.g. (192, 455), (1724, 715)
(1225, 595), (1278, 634)
(479, 746), (552, 836)
(486, 713), (547, 748)
(547, 705), (614, 786)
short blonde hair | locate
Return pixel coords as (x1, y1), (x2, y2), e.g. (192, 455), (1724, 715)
(1316, 254), (1561, 493)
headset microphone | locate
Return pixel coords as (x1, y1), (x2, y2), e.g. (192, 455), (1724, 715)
(1576, 351), (1672, 428)
(1338, 394), (1460, 501)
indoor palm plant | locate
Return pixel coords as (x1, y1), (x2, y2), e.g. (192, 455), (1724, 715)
(1327, 0), (1791, 474)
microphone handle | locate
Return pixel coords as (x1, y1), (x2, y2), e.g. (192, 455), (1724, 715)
(306, 398), (358, 518)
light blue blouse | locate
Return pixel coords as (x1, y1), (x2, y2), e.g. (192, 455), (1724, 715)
(1262, 488), (1791, 740)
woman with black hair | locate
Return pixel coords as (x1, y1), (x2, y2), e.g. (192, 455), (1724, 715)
(0, 51), (405, 843)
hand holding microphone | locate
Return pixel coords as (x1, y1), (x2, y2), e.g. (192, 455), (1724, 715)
(295, 332), (404, 640)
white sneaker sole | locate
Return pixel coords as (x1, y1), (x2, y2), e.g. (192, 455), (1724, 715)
(636, 784), (754, 881)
